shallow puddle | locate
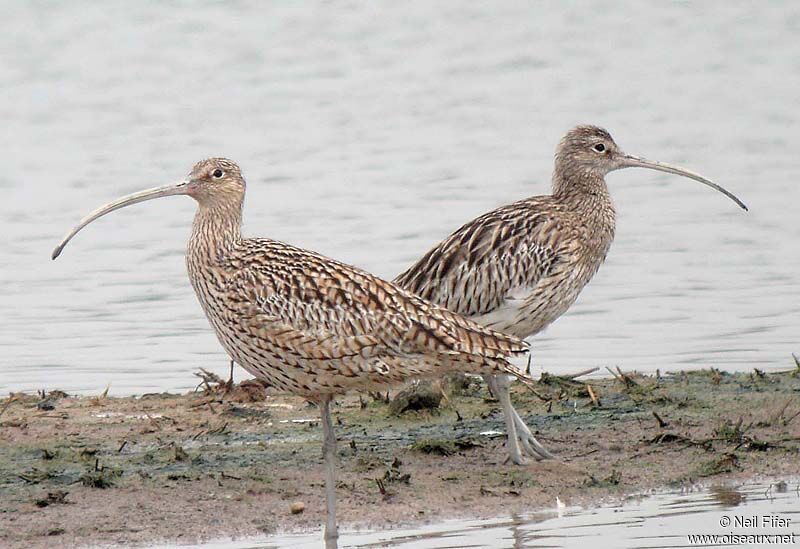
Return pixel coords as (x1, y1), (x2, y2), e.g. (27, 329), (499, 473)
(160, 481), (799, 548)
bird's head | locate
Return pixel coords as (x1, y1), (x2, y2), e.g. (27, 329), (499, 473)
(555, 125), (623, 178)
(52, 157), (246, 260)
(185, 158), (246, 205)
(554, 125), (747, 210)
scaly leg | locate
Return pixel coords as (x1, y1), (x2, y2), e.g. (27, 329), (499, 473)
(484, 374), (555, 462)
(320, 396), (339, 548)
(511, 403), (556, 460)
(486, 374), (526, 465)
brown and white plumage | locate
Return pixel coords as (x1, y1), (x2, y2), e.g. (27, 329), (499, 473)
(396, 194), (614, 339)
(186, 217), (530, 398)
(51, 157), (532, 546)
(395, 125), (747, 464)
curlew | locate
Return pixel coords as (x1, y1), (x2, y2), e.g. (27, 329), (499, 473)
(395, 125), (747, 465)
(51, 158), (533, 547)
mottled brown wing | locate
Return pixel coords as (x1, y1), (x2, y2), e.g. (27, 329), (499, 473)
(394, 197), (566, 317)
(231, 239), (528, 363)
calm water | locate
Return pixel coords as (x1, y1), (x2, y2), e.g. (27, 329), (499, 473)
(2, 2), (799, 395)
(164, 482), (800, 548)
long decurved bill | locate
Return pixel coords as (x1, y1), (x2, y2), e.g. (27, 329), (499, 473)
(51, 181), (189, 260)
(619, 155), (748, 211)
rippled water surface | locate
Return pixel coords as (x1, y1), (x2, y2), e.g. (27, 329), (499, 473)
(163, 482), (800, 548)
(2, 2), (799, 394)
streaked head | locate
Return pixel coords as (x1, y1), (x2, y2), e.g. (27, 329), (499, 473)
(185, 158), (245, 203)
(52, 158), (245, 260)
(556, 125), (622, 177)
(555, 125), (747, 210)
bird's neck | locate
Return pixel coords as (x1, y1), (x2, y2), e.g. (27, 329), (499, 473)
(551, 166), (614, 215)
(551, 167), (616, 246)
(187, 199), (244, 264)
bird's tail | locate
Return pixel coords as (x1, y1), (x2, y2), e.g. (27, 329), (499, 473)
(498, 361), (538, 390)
(439, 311), (530, 360)
(440, 352), (534, 387)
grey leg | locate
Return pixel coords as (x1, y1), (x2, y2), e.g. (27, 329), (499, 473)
(510, 404), (556, 460)
(486, 374), (527, 465)
(320, 396), (339, 548)
(485, 374), (556, 463)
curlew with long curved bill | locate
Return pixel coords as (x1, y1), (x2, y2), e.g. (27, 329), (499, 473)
(395, 125), (747, 465)
(52, 158), (533, 547)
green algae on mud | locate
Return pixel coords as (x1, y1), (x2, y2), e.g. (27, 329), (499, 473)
(0, 366), (799, 548)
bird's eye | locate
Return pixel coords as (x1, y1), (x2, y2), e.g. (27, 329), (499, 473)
(212, 168), (224, 178)
(592, 143), (606, 153)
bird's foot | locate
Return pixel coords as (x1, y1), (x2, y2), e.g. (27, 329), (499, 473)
(518, 431), (556, 461)
(512, 407), (557, 461)
(504, 431), (531, 466)
(504, 453), (531, 466)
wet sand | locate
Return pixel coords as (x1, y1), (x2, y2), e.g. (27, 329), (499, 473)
(1, 365), (799, 548)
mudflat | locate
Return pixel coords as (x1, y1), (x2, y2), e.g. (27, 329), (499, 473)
(1, 365), (799, 548)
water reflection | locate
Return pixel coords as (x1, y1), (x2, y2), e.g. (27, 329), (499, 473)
(709, 485), (745, 507)
(169, 482), (798, 549)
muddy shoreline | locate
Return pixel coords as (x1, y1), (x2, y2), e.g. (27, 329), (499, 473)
(1, 365), (799, 548)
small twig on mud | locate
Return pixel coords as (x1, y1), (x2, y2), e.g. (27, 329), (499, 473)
(86, 384), (110, 406)
(629, 438), (699, 460)
(564, 367), (600, 380)
(220, 471), (241, 480)
(606, 366), (624, 383)
(526, 386), (551, 402)
(652, 411), (669, 429)
(189, 396), (219, 408)
(586, 384), (600, 407)
(648, 432), (711, 449)
(616, 366), (639, 387)
(571, 448), (599, 459)
(191, 421), (228, 440)
(769, 398), (794, 425)
(194, 368), (226, 393)
(117, 440), (128, 453)
(784, 409), (800, 426)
